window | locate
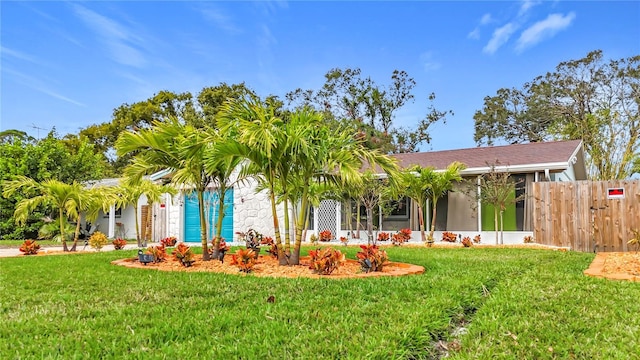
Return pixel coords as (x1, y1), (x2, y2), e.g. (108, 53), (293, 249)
(384, 197), (410, 220)
(104, 207), (122, 218)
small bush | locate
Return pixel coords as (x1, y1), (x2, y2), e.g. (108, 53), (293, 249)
(319, 230), (333, 242)
(89, 231), (108, 251)
(377, 232), (390, 242)
(173, 243), (195, 267)
(230, 248), (257, 273)
(628, 229), (640, 251)
(260, 236), (278, 259)
(112, 238), (127, 250)
(340, 236), (349, 246)
(442, 231), (458, 243)
(161, 236), (177, 247)
(146, 245), (167, 263)
(461, 236), (473, 247)
(523, 235), (535, 244)
(473, 234), (481, 244)
(19, 240), (40, 255)
(309, 233), (318, 245)
(392, 228), (411, 246)
(308, 247), (345, 275)
(356, 244), (388, 273)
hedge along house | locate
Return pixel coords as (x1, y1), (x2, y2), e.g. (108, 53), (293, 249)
(318, 140), (587, 245)
(151, 140), (586, 246)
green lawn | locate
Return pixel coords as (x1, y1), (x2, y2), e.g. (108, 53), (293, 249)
(1, 247), (639, 359)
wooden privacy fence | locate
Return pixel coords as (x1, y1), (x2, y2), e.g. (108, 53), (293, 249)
(532, 180), (640, 252)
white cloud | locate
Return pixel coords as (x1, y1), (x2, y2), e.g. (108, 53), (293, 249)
(483, 23), (518, 54)
(1, 46), (41, 64)
(519, 0), (541, 16)
(198, 5), (241, 34)
(71, 4), (147, 68)
(468, 28), (481, 40)
(516, 12), (576, 52)
(420, 52), (441, 72)
(2, 67), (85, 107)
(480, 13), (493, 25)
(468, 13), (493, 40)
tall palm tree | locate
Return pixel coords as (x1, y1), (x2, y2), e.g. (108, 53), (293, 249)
(216, 96), (289, 264)
(3, 176), (83, 251)
(400, 165), (437, 243)
(116, 118), (216, 260)
(428, 162), (466, 239)
(202, 128), (245, 259)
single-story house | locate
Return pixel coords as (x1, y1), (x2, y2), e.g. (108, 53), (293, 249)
(122, 140), (587, 245)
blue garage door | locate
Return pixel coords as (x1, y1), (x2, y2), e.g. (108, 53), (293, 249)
(184, 189), (234, 243)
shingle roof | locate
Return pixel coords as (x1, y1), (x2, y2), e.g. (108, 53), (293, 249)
(392, 140), (583, 173)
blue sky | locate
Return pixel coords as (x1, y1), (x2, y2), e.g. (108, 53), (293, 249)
(1, 1), (639, 151)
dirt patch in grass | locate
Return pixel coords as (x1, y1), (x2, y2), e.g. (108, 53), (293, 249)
(112, 254), (424, 279)
(584, 252), (640, 281)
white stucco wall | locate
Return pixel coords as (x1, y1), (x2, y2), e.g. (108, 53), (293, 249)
(232, 178), (285, 240)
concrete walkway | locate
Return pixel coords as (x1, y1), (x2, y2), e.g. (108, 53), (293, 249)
(0, 243), (150, 258)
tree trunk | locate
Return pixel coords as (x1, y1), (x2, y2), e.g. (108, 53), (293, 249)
(70, 214), (82, 252)
(269, 188), (288, 266)
(429, 198), (438, 239)
(134, 204), (141, 247)
(355, 200), (361, 239)
(291, 195), (309, 266)
(499, 210), (504, 245)
(283, 197), (291, 254)
(59, 208), (68, 252)
(418, 205), (426, 242)
(366, 206), (374, 245)
(494, 207), (499, 245)
(211, 189), (226, 261)
(198, 190), (210, 261)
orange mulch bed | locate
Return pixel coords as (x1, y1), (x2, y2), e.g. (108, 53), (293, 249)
(112, 254), (424, 279)
(584, 252), (640, 281)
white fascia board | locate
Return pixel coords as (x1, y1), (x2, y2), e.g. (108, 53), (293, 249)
(149, 168), (173, 181)
(459, 162), (570, 176)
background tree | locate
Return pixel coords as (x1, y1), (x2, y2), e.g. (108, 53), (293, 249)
(0, 132), (107, 240)
(474, 50), (640, 180)
(286, 67), (451, 153)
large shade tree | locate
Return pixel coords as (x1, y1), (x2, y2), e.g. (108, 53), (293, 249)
(474, 50), (640, 180)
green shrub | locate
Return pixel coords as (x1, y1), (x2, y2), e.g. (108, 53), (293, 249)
(88, 231), (108, 251)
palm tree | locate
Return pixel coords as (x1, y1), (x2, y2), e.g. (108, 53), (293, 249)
(216, 96), (290, 264)
(3, 176), (84, 251)
(399, 165), (437, 243)
(115, 178), (176, 247)
(427, 162), (466, 239)
(116, 118), (216, 260)
(202, 128), (245, 259)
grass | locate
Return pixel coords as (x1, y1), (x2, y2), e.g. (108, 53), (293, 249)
(1, 247), (639, 359)
(0, 239), (62, 247)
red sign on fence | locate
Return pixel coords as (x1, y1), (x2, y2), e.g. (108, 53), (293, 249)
(607, 188), (625, 199)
